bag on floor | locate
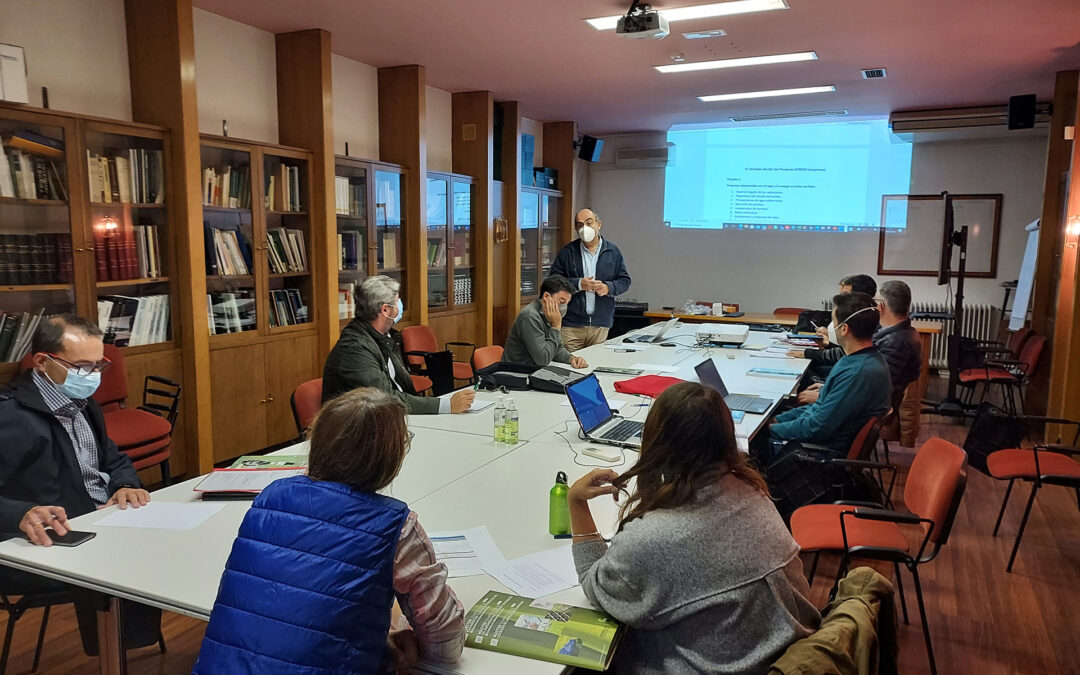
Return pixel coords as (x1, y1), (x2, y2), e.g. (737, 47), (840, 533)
(963, 401), (1028, 475)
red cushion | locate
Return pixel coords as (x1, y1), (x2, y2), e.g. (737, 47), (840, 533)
(411, 375), (432, 393)
(987, 449), (1080, 480)
(790, 504), (910, 554)
(122, 436), (171, 469)
(103, 408), (172, 448)
(958, 368), (1016, 383)
(452, 362), (474, 380)
(613, 375), (684, 398)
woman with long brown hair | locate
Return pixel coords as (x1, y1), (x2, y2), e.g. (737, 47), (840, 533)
(568, 382), (820, 674)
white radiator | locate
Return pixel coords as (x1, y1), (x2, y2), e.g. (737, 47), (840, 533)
(910, 302), (999, 370)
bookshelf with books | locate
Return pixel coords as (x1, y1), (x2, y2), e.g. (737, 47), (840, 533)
(519, 186), (562, 300)
(426, 171), (475, 309)
(264, 150), (312, 332)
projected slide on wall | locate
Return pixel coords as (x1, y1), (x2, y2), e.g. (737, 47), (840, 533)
(662, 120), (913, 232)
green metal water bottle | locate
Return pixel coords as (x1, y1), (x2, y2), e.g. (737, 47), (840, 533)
(548, 471), (570, 535)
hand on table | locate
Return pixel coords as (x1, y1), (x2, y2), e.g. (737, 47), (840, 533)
(568, 468), (622, 504)
(542, 296), (563, 329)
(384, 628), (420, 672)
(20, 506), (69, 547)
(787, 349), (806, 359)
(570, 356), (588, 369)
(450, 389), (476, 414)
(105, 487), (150, 510)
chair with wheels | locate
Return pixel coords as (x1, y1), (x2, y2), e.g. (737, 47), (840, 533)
(290, 378), (323, 437)
(789, 438), (968, 675)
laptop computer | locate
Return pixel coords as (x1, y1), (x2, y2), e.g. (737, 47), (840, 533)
(627, 317), (678, 343)
(565, 374), (644, 449)
(694, 358), (773, 415)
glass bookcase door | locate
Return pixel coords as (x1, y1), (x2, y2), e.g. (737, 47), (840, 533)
(201, 143), (257, 336)
(85, 125), (172, 348)
(520, 189), (539, 297)
(451, 180), (474, 307)
(540, 193), (560, 278)
(426, 176), (448, 308)
(375, 170), (406, 300)
(264, 152), (312, 330)
(335, 161), (368, 320)
(0, 114), (76, 364)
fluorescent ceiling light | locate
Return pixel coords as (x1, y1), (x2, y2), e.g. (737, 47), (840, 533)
(683, 29), (728, 40)
(585, 0), (788, 30)
(698, 85), (836, 102)
(656, 51), (817, 73)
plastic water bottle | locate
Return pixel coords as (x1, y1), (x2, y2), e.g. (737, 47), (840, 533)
(505, 398), (519, 445)
(494, 397), (506, 443)
(548, 471), (570, 535)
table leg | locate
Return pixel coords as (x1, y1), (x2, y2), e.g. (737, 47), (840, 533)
(96, 596), (125, 675)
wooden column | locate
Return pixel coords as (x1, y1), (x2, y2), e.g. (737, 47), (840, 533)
(1029, 70), (1079, 415)
(125, 0), (214, 473)
(378, 66), (428, 325)
(543, 121), (578, 245)
(452, 91), (494, 345)
(1047, 89), (1080, 433)
(495, 101), (522, 341)
(275, 29), (338, 362)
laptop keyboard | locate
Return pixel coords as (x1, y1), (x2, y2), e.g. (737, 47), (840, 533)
(601, 420), (643, 442)
(543, 366), (573, 378)
(726, 394), (764, 411)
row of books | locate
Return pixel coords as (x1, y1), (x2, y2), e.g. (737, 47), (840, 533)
(0, 309), (45, 363)
(207, 290), (256, 335)
(0, 233), (73, 285)
(202, 164), (252, 209)
(1, 134), (67, 201)
(268, 288), (308, 328)
(205, 225), (254, 276)
(266, 164), (302, 212)
(334, 175), (365, 217)
(98, 294), (170, 347)
(94, 221), (164, 281)
(380, 233), (399, 269)
(86, 148), (165, 205)
(338, 280), (356, 319)
(427, 239), (448, 268)
(267, 228), (308, 274)
(338, 230), (365, 271)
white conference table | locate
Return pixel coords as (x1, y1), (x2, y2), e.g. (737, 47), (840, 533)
(0, 322), (808, 674)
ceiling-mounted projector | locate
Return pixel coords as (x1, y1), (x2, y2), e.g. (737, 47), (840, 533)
(616, 5), (669, 39)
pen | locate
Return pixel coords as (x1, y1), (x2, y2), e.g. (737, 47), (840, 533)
(810, 321), (820, 330)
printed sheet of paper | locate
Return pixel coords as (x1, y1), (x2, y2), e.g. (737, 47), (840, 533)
(194, 468), (305, 493)
(95, 501), (228, 531)
(428, 526), (505, 578)
(485, 545), (579, 598)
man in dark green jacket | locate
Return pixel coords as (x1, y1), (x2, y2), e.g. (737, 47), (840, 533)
(504, 275), (588, 369)
(322, 275), (474, 414)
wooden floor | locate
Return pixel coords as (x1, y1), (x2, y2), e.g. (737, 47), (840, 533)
(4, 382), (1080, 674)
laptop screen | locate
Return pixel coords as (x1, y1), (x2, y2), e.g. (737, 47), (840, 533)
(565, 374), (614, 434)
(694, 358), (730, 397)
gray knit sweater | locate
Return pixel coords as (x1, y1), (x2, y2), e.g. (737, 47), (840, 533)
(572, 474), (820, 674)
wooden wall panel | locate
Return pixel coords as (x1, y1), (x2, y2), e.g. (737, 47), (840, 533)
(495, 102), (522, 335)
(452, 91), (494, 345)
(429, 309), (480, 349)
(542, 121), (577, 247)
(264, 334), (319, 446)
(209, 345), (267, 463)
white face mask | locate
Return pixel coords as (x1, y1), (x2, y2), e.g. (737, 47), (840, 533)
(829, 306), (877, 345)
(578, 225), (597, 244)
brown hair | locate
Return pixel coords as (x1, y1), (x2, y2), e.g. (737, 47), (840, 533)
(616, 381), (767, 531)
(307, 388), (410, 493)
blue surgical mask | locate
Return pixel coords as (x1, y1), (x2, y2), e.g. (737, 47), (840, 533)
(393, 298), (405, 324)
(56, 370), (102, 400)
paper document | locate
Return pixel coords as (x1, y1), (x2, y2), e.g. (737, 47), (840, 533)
(485, 545), (579, 598)
(750, 352), (795, 360)
(95, 501), (227, 530)
(561, 398), (629, 411)
(603, 343), (650, 351)
(194, 467), (305, 493)
(630, 363), (679, 373)
(428, 526), (505, 578)
(437, 392), (496, 413)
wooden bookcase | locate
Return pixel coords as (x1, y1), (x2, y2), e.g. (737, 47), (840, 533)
(425, 171), (476, 311)
(519, 186), (563, 302)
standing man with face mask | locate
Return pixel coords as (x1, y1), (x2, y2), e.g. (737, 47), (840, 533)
(323, 275), (475, 413)
(549, 208), (632, 352)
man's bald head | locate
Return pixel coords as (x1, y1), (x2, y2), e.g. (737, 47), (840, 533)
(574, 209), (602, 238)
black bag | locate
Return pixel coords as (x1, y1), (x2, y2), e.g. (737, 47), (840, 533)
(963, 402), (1029, 475)
(476, 361), (538, 391)
(795, 310), (832, 334)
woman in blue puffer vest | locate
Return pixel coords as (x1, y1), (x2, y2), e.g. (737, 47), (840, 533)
(193, 388), (465, 674)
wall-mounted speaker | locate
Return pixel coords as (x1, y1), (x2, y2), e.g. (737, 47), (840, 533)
(1007, 94), (1037, 130)
(577, 135), (604, 162)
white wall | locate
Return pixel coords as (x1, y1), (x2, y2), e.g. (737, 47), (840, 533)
(332, 54), (379, 160)
(193, 9), (278, 144)
(426, 85), (453, 173)
(0, 0), (131, 120)
(589, 132), (1048, 310)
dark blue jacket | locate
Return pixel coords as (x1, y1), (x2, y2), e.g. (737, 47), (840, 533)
(194, 476), (411, 674)
(549, 238), (631, 328)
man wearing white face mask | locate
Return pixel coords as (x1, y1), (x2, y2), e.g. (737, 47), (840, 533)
(549, 208), (632, 352)
(323, 275), (475, 414)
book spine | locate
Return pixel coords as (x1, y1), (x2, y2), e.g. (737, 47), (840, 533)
(123, 219), (137, 279)
(57, 233), (73, 283)
(94, 227), (108, 281)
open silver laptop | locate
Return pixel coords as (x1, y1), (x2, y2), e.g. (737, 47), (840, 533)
(628, 317), (678, 343)
(565, 374), (643, 449)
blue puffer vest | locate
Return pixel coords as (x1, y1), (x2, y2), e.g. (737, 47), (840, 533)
(193, 476), (411, 674)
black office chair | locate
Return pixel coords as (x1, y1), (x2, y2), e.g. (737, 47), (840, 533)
(0, 587), (78, 674)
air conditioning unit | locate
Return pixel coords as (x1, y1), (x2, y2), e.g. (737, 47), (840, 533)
(889, 104), (1050, 133)
(614, 143), (673, 169)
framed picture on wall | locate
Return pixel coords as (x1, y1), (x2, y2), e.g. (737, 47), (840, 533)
(877, 193), (1003, 278)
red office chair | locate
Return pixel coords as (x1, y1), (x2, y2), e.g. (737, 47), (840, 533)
(987, 417), (1080, 572)
(400, 325), (476, 384)
(92, 345), (180, 485)
(958, 334), (1046, 416)
(773, 307), (813, 317)
(790, 438), (968, 675)
(471, 346), (504, 373)
(290, 378), (323, 437)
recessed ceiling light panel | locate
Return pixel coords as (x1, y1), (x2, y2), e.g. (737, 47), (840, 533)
(656, 51), (817, 74)
(683, 28), (728, 40)
(698, 85), (836, 102)
(585, 0), (788, 30)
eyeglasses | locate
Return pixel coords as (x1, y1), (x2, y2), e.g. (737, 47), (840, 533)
(46, 353), (111, 376)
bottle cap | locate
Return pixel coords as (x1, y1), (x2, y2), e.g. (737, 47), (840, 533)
(555, 471), (568, 484)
